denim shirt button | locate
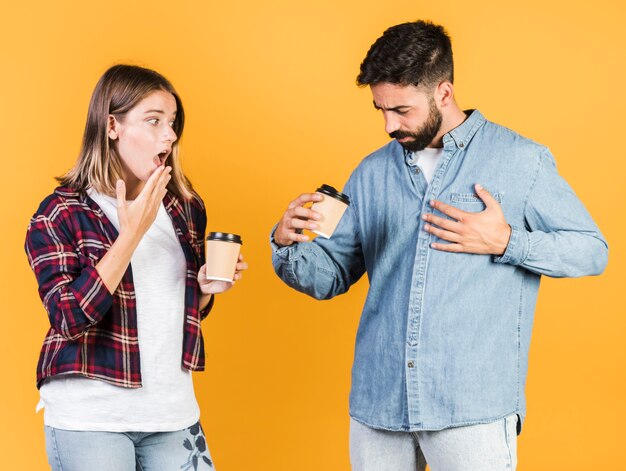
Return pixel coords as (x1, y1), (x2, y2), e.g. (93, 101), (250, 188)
(407, 361), (414, 368)
(459, 142), (465, 148)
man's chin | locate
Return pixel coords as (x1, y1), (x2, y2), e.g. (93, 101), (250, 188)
(396, 138), (426, 153)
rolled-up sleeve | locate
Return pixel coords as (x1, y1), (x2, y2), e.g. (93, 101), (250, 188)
(25, 215), (113, 340)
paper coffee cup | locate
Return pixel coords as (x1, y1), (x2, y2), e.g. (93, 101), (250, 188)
(205, 232), (243, 282)
(310, 184), (350, 239)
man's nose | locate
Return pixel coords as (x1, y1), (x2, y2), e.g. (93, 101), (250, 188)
(384, 113), (400, 135)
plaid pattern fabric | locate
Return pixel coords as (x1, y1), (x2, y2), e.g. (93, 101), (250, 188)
(25, 186), (212, 389)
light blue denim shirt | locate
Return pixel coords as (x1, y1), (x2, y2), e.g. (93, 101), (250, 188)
(271, 110), (608, 432)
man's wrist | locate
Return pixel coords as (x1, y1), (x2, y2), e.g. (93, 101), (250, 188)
(496, 224), (513, 257)
(270, 224), (294, 248)
(273, 237), (294, 248)
(496, 224), (513, 255)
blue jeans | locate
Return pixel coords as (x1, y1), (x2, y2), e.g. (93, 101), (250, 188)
(44, 422), (215, 471)
(350, 415), (518, 471)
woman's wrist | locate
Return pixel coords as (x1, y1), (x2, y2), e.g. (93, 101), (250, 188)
(199, 292), (213, 310)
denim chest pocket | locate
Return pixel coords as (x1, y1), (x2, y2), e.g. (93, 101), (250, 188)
(449, 192), (504, 212)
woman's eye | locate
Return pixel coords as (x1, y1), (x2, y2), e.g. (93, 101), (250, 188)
(169, 121), (175, 127)
(147, 118), (159, 125)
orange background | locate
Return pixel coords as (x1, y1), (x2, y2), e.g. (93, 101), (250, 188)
(1, 1), (624, 469)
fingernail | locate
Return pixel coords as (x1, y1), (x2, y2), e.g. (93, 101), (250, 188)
(476, 184), (483, 190)
(430, 200), (435, 206)
(422, 214), (427, 220)
(424, 224), (430, 231)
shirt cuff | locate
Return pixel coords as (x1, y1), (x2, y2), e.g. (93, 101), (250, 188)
(493, 225), (530, 266)
(74, 266), (115, 324)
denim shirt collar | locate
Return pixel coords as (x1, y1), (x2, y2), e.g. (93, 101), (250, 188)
(403, 109), (486, 166)
(443, 109), (485, 150)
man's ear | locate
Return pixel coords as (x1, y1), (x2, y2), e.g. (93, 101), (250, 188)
(108, 115), (119, 140)
(436, 81), (454, 108)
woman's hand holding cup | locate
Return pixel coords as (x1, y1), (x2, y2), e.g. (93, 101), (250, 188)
(197, 254), (248, 295)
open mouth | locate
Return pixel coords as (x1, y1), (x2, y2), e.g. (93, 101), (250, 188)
(154, 151), (170, 167)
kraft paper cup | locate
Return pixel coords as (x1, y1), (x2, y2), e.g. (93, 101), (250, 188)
(205, 232), (242, 282)
(310, 184), (350, 239)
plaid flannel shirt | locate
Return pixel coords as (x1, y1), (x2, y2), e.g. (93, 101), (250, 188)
(25, 186), (213, 389)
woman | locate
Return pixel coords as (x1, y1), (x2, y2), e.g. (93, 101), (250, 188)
(25, 64), (246, 470)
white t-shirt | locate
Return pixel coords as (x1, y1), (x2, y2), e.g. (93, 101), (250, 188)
(37, 189), (200, 432)
(410, 147), (444, 184)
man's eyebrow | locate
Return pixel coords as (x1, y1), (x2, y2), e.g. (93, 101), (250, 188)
(372, 101), (411, 112)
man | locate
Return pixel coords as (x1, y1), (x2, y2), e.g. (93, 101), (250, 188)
(270, 21), (607, 471)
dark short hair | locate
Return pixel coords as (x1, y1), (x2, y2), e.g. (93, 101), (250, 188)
(357, 21), (454, 88)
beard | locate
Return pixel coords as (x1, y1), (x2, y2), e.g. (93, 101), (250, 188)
(389, 98), (443, 152)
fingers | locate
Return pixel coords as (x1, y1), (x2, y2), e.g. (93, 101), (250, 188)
(284, 202), (323, 231)
(197, 257), (248, 287)
(273, 228), (304, 245)
(142, 167), (171, 210)
(423, 223), (462, 243)
(158, 165), (172, 187)
(292, 232), (311, 242)
(289, 205), (323, 221)
(422, 213), (462, 232)
(154, 166), (172, 198)
(139, 166), (171, 201)
(235, 260), (248, 273)
(429, 199), (467, 222)
(116, 180), (127, 222)
(232, 255), (248, 281)
(287, 193), (323, 210)
(116, 179), (126, 206)
(474, 184), (500, 210)
(430, 242), (466, 253)
(143, 164), (166, 192)
(288, 217), (320, 232)
(275, 193), (325, 246)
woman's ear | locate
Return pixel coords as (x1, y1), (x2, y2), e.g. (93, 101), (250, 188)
(108, 115), (119, 140)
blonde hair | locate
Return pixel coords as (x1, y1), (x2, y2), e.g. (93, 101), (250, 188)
(59, 64), (195, 200)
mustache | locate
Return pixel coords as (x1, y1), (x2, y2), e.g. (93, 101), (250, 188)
(389, 130), (415, 139)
